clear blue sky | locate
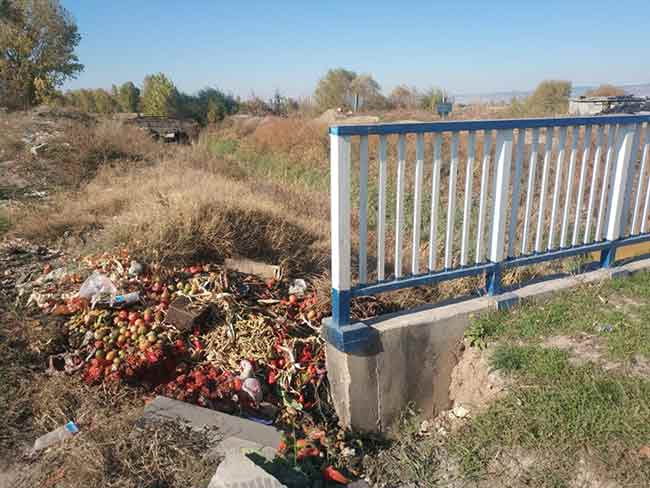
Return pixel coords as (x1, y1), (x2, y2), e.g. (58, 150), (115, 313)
(61, 0), (649, 98)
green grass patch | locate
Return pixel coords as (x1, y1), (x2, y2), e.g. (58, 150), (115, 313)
(453, 344), (650, 484)
(206, 135), (328, 191)
(466, 272), (650, 360)
(208, 137), (240, 157)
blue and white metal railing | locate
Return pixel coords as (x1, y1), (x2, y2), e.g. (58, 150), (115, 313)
(324, 115), (650, 352)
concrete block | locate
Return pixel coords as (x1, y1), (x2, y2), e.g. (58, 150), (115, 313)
(143, 396), (282, 449)
(620, 256), (650, 274)
(608, 268), (631, 280)
(325, 343), (379, 431)
(489, 292), (519, 310)
(327, 298), (492, 432)
(514, 276), (578, 304)
(208, 441), (286, 488)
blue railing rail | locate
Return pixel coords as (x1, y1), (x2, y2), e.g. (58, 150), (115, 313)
(324, 114), (650, 352)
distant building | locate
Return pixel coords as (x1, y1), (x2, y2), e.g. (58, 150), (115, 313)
(569, 95), (650, 116)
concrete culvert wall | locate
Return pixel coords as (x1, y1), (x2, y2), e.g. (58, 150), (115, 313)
(326, 257), (650, 432)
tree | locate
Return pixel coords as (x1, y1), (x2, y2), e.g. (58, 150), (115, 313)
(73, 89), (96, 112)
(314, 68), (357, 110)
(350, 74), (385, 110)
(114, 81), (140, 112)
(0, 0), (83, 109)
(206, 98), (224, 123)
(93, 88), (116, 113)
(389, 85), (420, 110)
(584, 84), (626, 97)
(141, 73), (179, 117)
(314, 68), (385, 111)
(526, 80), (572, 115)
(420, 87), (445, 111)
(240, 94), (271, 116)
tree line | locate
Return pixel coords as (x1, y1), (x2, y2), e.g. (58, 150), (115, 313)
(313, 68), (447, 112)
(0, 0), (625, 122)
(60, 75), (239, 124)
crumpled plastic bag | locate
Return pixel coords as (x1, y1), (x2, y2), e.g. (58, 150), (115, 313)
(78, 271), (117, 302)
(289, 279), (307, 298)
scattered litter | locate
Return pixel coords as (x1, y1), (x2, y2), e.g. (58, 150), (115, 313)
(31, 421), (79, 453)
(289, 279), (307, 298)
(597, 323), (614, 333)
(111, 291), (140, 306)
(639, 445), (650, 460)
(452, 405), (469, 418)
(128, 260), (144, 276)
(166, 295), (212, 331)
(30, 142), (47, 156)
(27, 291), (53, 308)
(47, 352), (85, 375)
(78, 271), (117, 305)
(224, 257), (280, 280)
(35, 267), (68, 284)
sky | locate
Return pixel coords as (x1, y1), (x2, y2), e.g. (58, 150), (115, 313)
(61, 0), (650, 99)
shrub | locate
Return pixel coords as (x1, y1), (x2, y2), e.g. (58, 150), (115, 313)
(584, 84), (626, 97)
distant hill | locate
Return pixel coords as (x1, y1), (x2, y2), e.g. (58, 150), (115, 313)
(455, 83), (650, 104)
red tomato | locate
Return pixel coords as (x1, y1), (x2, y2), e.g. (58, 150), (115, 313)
(233, 378), (242, 391)
(288, 294), (298, 305)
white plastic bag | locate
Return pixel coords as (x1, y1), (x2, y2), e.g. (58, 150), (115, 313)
(78, 271), (117, 302)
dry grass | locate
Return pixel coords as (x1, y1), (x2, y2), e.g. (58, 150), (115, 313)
(35, 119), (163, 188)
(13, 413), (216, 488)
(15, 158), (329, 271)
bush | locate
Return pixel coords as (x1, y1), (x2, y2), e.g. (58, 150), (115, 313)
(525, 80), (572, 115)
(584, 84), (626, 97)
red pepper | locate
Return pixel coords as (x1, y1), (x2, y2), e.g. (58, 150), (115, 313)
(300, 350), (312, 363)
(267, 371), (277, 384)
(323, 466), (349, 484)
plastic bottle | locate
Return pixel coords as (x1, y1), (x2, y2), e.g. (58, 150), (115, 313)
(32, 421), (79, 452)
(111, 291), (140, 306)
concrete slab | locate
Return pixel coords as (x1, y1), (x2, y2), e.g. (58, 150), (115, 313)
(208, 442), (286, 488)
(143, 396), (283, 450)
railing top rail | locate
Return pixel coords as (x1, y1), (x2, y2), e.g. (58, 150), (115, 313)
(329, 113), (650, 136)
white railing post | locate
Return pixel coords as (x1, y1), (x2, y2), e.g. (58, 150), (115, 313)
(487, 130), (514, 293)
(444, 132), (459, 269)
(395, 134), (406, 277)
(412, 133), (424, 274)
(377, 135), (387, 280)
(330, 133), (351, 325)
(602, 125), (636, 267)
(358, 135), (369, 284)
